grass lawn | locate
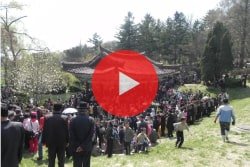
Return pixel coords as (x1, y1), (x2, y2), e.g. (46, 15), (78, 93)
(21, 85), (250, 167)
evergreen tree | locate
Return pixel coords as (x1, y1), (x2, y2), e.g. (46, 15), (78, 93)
(219, 31), (234, 73)
(164, 12), (191, 64)
(191, 20), (206, 63)
(202, 33), (217, 82)
(88, 33), (103, 50)
(64, 44), (85, 61)
(137, 14), (157, 57)
(115, 12), (138, 50)
(201, 22), (233, 83)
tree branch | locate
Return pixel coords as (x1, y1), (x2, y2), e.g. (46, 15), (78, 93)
(8, 15), (27, 27)
(16, 47), (50, 56)
(0, 16), (7, 24)
(11, 31), (36, 41)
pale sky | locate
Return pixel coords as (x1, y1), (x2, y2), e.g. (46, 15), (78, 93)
(2, 0), (221, 51)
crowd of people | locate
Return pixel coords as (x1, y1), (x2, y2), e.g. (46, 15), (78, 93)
(1, 76), (232, 167)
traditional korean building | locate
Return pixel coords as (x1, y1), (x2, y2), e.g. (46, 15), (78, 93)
(61, 46), (178, 81)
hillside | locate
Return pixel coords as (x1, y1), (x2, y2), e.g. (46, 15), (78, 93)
(21, 85), (250, 167)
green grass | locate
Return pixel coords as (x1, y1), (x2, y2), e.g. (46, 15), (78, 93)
(21, 84), (250, 167)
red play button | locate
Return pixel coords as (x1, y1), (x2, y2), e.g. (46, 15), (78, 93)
(92, 50), (158, 117)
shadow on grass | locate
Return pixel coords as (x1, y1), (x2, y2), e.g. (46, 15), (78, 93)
(227, 141), (248, 147)
(32, 158), (48, 166)
(23, 153), (34, 159)
(65, 157), (73, 163)
(179, 146), (193, 150)
(192, 121), (201, 126)
(151, 142), (159, 147)
(31, 157), (73, 166)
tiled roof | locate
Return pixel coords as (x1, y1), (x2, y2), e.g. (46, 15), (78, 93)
(62, 46), (178, 76)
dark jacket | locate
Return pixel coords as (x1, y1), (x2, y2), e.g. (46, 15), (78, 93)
(69, 113), (95, 153)
(105, 126), (114, 140)
(42, 112), (69, 147)
(166, 113), (175, 129)
(1, 120), (24, 167)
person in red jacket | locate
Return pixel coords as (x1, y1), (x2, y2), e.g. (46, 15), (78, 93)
(29, 112), (39, 153)
(37, 108), (46, 161)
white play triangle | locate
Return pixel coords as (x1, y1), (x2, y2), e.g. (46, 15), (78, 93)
(119, 72), (139, 95)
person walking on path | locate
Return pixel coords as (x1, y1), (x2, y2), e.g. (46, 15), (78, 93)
(69, 102), (95, 167)
(173, 117), (190, 148)
(214, 98), (236, 142)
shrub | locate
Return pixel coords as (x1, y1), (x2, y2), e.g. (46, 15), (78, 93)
(69, 85), (82, 92)
(14, 92), (29, 104)
(225, 78), (242, 88)
(62, 72), (80, 87)
(51, 86), (67, 94)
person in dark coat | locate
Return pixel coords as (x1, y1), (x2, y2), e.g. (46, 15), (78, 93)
(13, 109), (24, 123)
(138, 116), (148, 134)
(166, 111), (175, 138)
(42, 103), (69, 167)
(69, 102), (95, 167)
(160, 113), (166, 137)
(118, 125), (125, 145)
(153, 115), (160, 134)
(93, 103), (99, 118)
(105, 121), (114, 158)
(1, 105), (24, 167)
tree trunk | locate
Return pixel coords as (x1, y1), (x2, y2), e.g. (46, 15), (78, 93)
(3, 58), (9, 87)
(2, 44), (9, 87)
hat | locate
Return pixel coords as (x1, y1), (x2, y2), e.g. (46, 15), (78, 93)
(53, 103), (63, 112)
(31, 111), (37, 116)
(31, 111), (37, 118)
(77, 102), (89, 110)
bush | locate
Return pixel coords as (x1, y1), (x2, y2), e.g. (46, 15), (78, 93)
(51, 86), (67, 94)
(62, 72), (83, 92)
(14, 92), (29, 104)
(69, 85), (83, 92)
(178, 84), (219, 97)
(62, 72), (80, 87)
(225, 78), (242, 88)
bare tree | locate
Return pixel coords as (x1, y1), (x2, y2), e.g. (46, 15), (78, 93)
(220, 0), (250, 67)
(1, 2), (47, 88)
